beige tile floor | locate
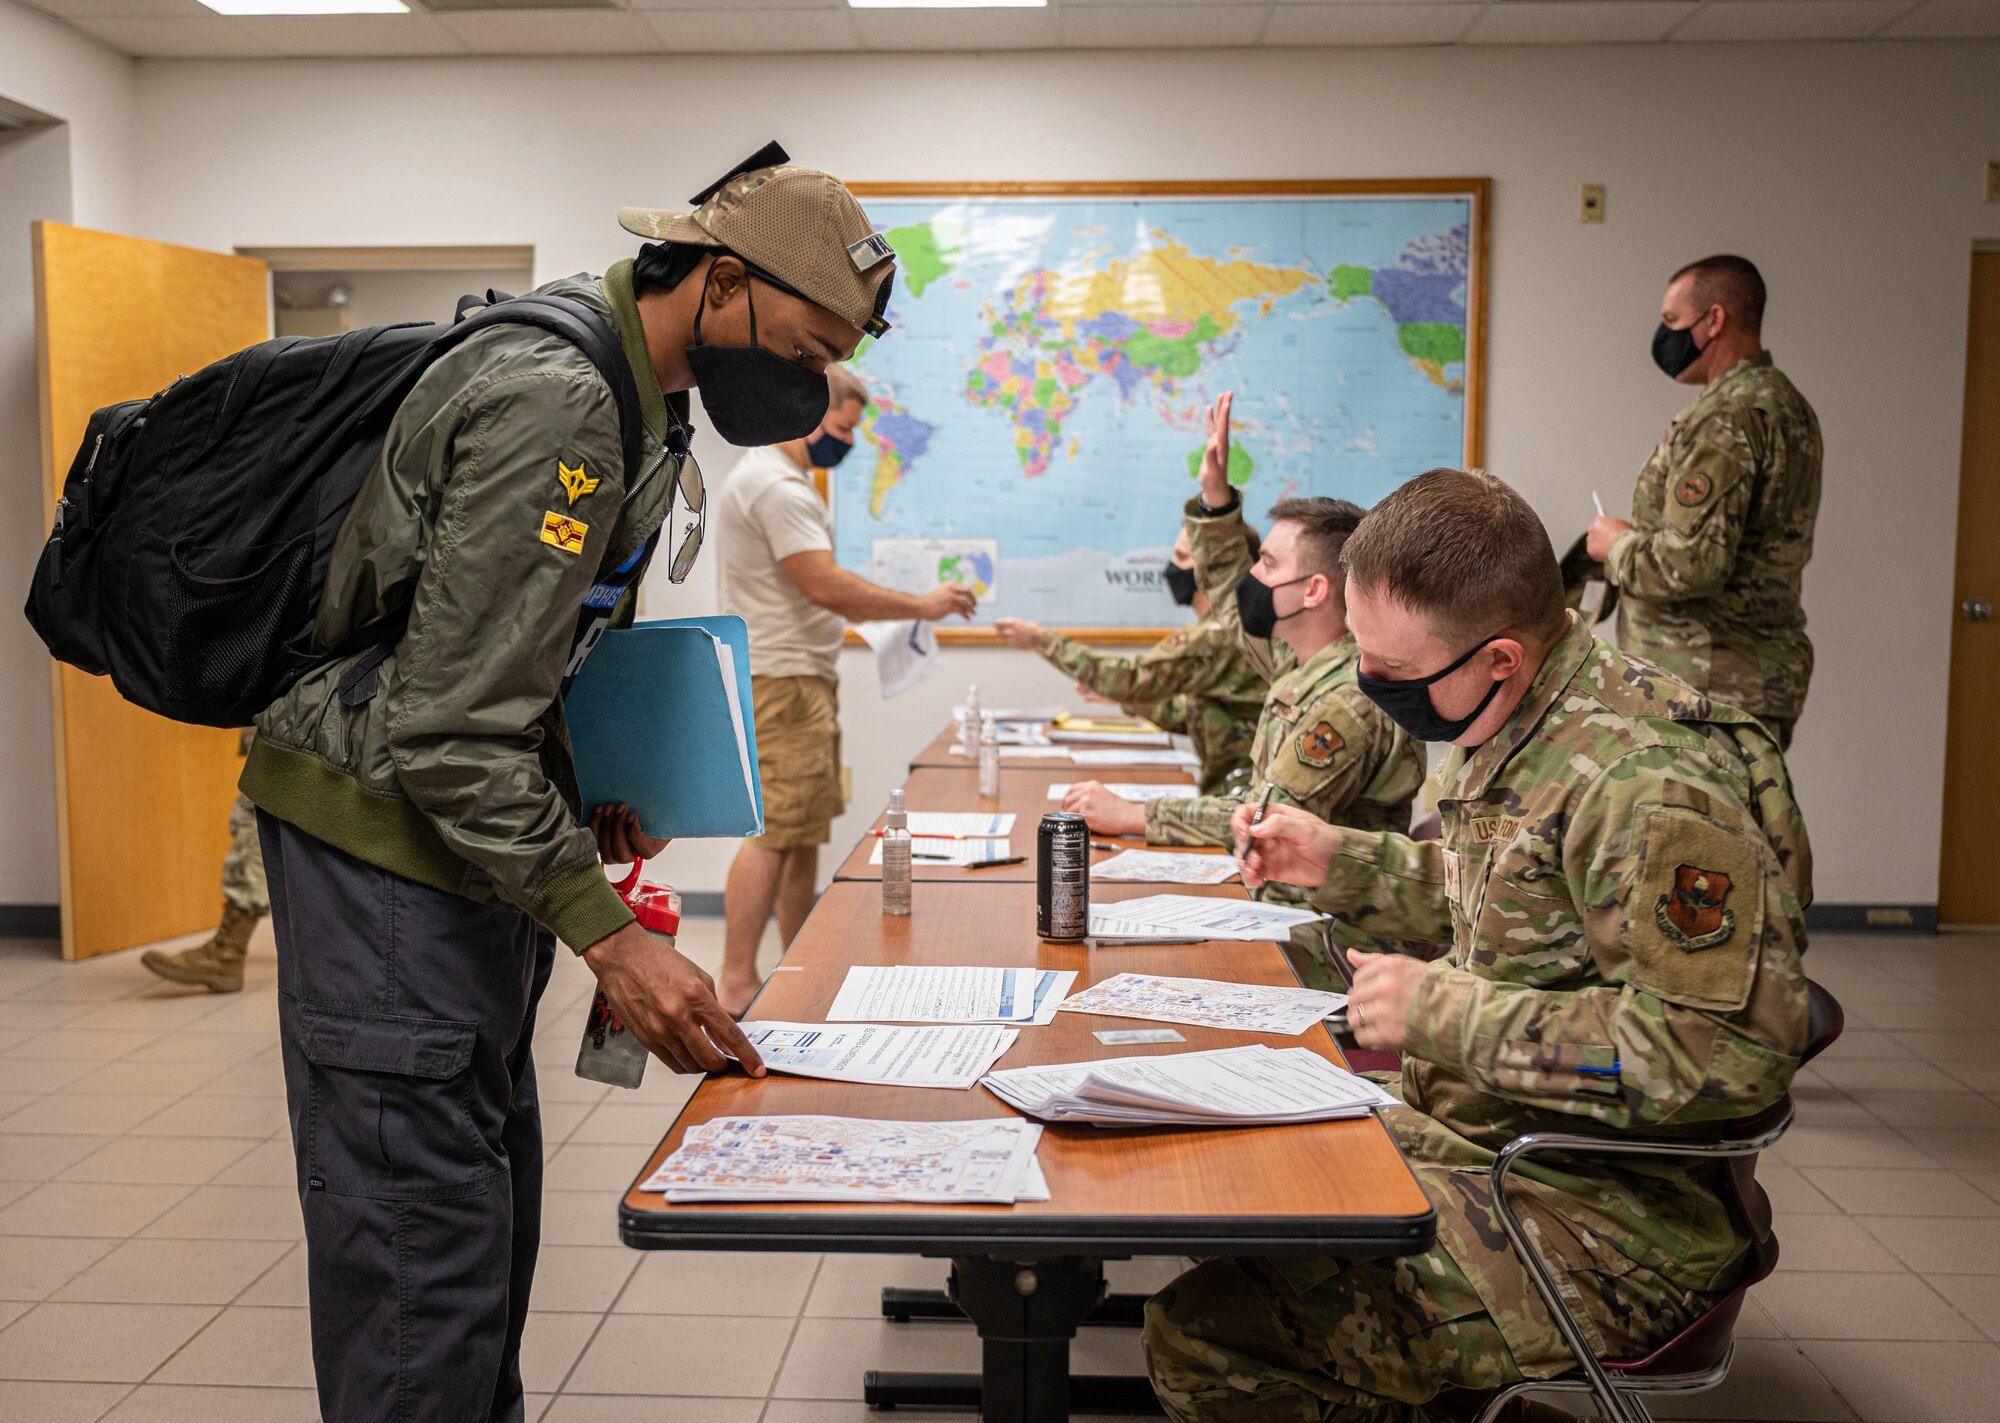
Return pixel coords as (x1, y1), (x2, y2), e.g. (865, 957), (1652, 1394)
(1, 922), (1997, 1422)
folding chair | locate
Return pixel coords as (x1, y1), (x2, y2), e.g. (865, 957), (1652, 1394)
(1471, 979), (1845, 1423)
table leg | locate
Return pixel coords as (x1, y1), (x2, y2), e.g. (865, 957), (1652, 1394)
(881, 1284), (1150, 1327)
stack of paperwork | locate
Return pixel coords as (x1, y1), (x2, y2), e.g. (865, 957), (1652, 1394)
(1091, 850), (1240, 885)
(830, 966), (1077, 1026)
(984, 1045), (1398, 1128)
(641, 1115), (1046, 1204)
(1057, 973), (1348, 1036)
(1046, 782), (1194, 800)
(737, 1022), (1019, 1089)
(868, 811), (1017, 866)
(1069, 747), (1201, 769)
(1087, 893), (1321, 942)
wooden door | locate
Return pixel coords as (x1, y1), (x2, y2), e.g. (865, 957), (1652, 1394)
(1941, 251), (2000, 926)
(34, 222), (271, 959)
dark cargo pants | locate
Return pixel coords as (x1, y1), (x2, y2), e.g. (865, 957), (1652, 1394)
(260, 812), (557, 1423)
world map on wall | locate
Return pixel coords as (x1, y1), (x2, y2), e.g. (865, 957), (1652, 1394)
(835, 193), (1477, 628)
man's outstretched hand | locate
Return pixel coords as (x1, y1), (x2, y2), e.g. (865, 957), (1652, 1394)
(582, 922), (766, 1077)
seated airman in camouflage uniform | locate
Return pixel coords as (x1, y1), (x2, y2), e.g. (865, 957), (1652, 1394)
(994, 523), (1268, 797)
(1144, 468), (1811, 1422)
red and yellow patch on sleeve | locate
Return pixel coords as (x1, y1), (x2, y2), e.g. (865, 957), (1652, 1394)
(540, 511), (588, 556)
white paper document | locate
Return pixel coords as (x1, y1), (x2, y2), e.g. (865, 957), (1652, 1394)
(1069, 748), (1202, 769)
(950, 744), (1072, 761)
(829, 965), (1077, 1026)
(1056, 973), (1348, 1036)
(640, 1115), (1044, 1204)
(738, 1021), (1020, 1089)
(1091, 850), (1240, 885)
(1046, 782), (1194, 801)
(1047, 728), (1171, 747)
(984, 1045), (1398, 1128)
(905, 812), (1016, 838)
(1086, 893), (1322, 942)
(955, 705), (1062, 725)
(869, 837), (1013, 866)
(855, 619), (941, 700)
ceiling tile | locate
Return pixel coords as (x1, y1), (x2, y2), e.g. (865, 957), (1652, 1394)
(638, 7), (858, 48)
(1060, 3), (1268, 46)
(849, 6), (1061, 50)
(67, 14), (281, 55)
(1883, 0), (2000, 37)
(1673, 0), (1914, 42)
(1264, 2), (1481, 44)
(435, 8), (663, 53)
(24, 0), (209, 19)
(235, 14), (468, 55)
(1463, 1), (1700, 45)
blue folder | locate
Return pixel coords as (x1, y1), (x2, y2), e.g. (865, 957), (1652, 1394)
(565, 615), (765, 841)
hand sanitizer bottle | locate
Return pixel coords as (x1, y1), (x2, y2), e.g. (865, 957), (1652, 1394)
(978, 711), (1001, 798)
(882, 788), (912, 916)
(960, 683), (981, 756)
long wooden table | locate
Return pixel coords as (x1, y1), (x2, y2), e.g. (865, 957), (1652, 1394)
(622, 739), (1435, 1418)
(832, 765), (1216, 885)
(909, 721), (1174, 772)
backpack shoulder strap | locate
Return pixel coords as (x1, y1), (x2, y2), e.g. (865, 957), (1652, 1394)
(445, 294), (648, 483)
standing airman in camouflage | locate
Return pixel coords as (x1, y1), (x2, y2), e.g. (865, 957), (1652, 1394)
(994, 524), (1266, 795)
(1145, 468), (1811, 1422)
(142, 729), (266, 993)
(1588, 255), (1822, 749)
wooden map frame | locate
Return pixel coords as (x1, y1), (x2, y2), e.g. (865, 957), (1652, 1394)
(841, 178), (1492, 646)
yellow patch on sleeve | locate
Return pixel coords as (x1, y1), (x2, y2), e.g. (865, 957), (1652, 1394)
(540, 511), (588, 556)
(557, 458), (600, 507)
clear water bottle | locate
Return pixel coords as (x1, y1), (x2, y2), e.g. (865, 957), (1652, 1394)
(882, 787), (912, 916)
(978, 711), (1001, 798)
(960, 683), (981, 757)
(576, 863), (680, 1089)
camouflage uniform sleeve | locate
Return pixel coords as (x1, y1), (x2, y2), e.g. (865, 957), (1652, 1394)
(1143, 788), (1248, 848)
(1307, 829), (1452, 945)
(1604, 411), (1757, 603)
(1037, 623), (1242, 709)
(1145, 693), (1191, 736)
(1400, 751), (1809, 1128)
(1260, 683), (1388, 826)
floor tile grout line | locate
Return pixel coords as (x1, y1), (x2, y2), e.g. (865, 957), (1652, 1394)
(754, 1253), (830, 1411)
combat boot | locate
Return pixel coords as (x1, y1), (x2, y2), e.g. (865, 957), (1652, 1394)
(142, 903), (261, 993)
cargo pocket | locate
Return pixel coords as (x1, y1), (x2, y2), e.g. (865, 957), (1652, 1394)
(300, 1002), (491, 1201)
(155, 534), (315, 718)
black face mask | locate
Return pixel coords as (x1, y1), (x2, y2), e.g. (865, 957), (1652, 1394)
(686, 273), (830, 447)
(1356, 636), (1504, 743)
(1235, 570), (1312, 640)
(805, 431), (853, 469)
(1163, 563), (1198, 607)
(1651, 319), (1705, 379)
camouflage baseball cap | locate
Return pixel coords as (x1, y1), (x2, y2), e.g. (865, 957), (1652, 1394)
(620, 141), (896, 338)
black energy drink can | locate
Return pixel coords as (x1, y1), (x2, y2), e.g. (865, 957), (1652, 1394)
(1037, 812), (1089, 941)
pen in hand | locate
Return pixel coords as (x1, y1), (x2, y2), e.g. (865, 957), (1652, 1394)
(1239, 783), (1276, 904)
(1592, 490), (1606, 519)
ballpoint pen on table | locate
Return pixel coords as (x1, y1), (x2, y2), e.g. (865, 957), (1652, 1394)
(964, 857), (1028, 870)
(1240, 783), (1276, 904)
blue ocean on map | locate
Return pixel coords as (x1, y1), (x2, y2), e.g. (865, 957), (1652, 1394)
(833, 195), (1475, 628)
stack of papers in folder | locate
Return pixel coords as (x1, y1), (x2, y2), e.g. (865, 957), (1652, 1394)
(566, 616), (763, 840)
(829, 966), (1077, 1025)
(984, 1045), (1398, 1128)
(737, 1022), (1019, 1089)
(1087, 893), (1321, 941)
(640, 1115), (1046, 1204)
(1057, 973), (1347, 1036)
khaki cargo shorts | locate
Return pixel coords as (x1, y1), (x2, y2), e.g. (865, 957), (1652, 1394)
(748, 674), (843, 850)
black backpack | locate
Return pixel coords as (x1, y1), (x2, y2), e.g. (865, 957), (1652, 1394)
(25, 291), (644, 728)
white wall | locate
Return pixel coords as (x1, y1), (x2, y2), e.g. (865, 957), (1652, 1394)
(73, 39), (2000, 904)
(0, 0), (137, 903)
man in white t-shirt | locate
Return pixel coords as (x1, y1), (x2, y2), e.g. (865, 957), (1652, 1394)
(715, 366), (976, 1014)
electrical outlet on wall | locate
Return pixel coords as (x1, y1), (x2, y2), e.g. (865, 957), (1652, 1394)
(1580, 184), (1606, 224)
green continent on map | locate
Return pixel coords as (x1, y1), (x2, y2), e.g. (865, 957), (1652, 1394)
(1327, 265), (1372, 301)
(966, 238), (1316, 478)
(1186, 440), (1256, 488)
(885, 219), (963, 300)
(1326, 240), (1469, 393)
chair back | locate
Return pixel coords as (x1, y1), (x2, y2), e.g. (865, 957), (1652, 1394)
(1803, 979), (1844, 1065)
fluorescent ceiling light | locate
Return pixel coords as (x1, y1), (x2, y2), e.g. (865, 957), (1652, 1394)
(199, 0), (407, 14)
(847, 1), (1047, 9)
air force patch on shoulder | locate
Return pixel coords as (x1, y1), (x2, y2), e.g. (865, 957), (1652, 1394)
(540, 511), (588, 556)
(1295, 719), (1343, 768)
(1656, 863), (1736, 951)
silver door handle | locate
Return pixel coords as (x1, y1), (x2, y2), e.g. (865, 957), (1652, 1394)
(1965, 597), (1994, 623)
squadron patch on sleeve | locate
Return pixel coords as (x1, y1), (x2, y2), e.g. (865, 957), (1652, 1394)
(1674, 471), (1713, 508)
(540, 511), (588, 556)
(1295, 719), (1343, 768)
(1656, 863), (1736, 952)
(557, 458), (600, 507)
